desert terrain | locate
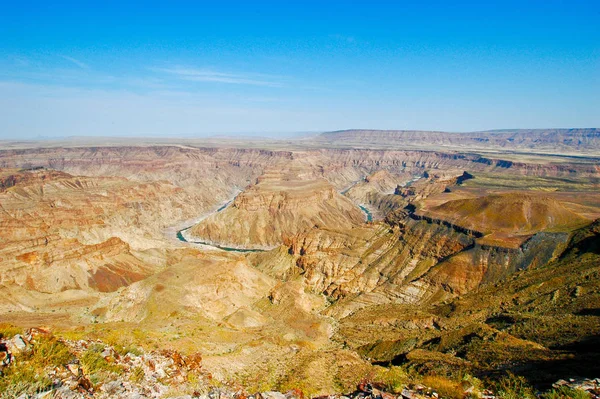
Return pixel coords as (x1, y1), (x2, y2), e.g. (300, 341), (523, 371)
(0, 129), (599, 398)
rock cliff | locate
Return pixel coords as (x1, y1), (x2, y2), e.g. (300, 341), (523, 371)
(319, 128), (600, 153)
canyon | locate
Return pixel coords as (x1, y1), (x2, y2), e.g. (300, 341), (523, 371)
(0, 129), (599, 397)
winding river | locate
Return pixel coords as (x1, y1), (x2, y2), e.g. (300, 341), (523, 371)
(175, 197), (267, 253)
(174, 176), (396, 252)
(176, 228), (265, 253)
(358, 205), (373, 222)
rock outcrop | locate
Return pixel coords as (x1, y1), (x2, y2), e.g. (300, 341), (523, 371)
(343, 170), (414, 220)
(278, 189), (588, 317)
(188, 169), (366, 249)
(0, 167), (217, 313)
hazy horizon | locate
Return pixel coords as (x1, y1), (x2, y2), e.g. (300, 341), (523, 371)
(4, 127), (600, 143)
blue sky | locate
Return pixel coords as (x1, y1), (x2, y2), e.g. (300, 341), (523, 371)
(0, 1), (598, 138)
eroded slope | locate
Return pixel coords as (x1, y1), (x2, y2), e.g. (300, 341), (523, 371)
(188, 169), (365, 249)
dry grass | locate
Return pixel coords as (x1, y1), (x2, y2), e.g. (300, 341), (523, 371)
(0, 324), (22, 339)
(80, 343), (125, 385)
(422, 375), (464, 399)
(371, 365), (410, 393)
(490, 373), (536, 399)
(0, 332), (73, 398)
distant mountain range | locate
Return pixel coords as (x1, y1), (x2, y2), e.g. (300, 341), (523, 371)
(318, 128), (600, 154)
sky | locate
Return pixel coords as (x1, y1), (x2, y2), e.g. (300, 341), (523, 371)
(0, 0), (599, 139)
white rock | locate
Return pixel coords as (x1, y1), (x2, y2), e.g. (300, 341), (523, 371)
(11, 334), (28, 351)
(66, 363), (80, 376)
(262, 392), (286, 399)
(101, 380), (126, 395)
(34, 391), (54, 399)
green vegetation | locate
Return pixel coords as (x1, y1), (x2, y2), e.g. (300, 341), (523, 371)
(421, 375), (465, 399)
(113, 343), (143, 357)
(130, 366), (145, 383)
(490, 373), (537, 399)
(80, 343), (124, 385)
(0, 331), (73, 398)
(0, 324), (22, 340)
(370, 365), (595, 399)
(541, 386), (592, 399)
(371, 365), (410, 393)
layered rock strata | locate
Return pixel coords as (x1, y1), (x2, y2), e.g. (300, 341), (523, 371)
(188, 170), (366, 249)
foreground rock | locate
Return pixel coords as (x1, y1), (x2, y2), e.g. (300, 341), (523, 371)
(0, 328), (206, 399)
(552, 378), (600, 398)
(2, 327), (599, 399)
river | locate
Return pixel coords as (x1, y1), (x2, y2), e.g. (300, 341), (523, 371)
(175, 196), (269, 253)
(339, 174), (421, 223)
(173, 176), (395, 252)
(358, 205), (373, 222)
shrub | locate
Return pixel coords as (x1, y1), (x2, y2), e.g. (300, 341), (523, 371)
(492, 372), (536, 399)
(541, 386), (592, 399)
(372, 365), (410, 393)
(80, 344), (124, 385)
(113, 344), (143, 357)
(422, 375), (464, 399)
(0, 333), (72, 397)
(31, 335), (74, 367)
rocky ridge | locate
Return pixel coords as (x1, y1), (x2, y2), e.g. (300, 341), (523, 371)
(188, 169), (365, 249)
(0, 167), (216, 314)
(1, 329), (598, 398)
(342, 170), (414, 220)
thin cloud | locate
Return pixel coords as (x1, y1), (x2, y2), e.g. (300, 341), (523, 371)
(61, 55), (89, 69)
(12, 56), (30, 67)
(152, 66), (283, 87)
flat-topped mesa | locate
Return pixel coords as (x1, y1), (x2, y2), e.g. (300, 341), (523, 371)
(422, 169), (473, 183)
(188, 172), (366, 249)
(232, 179), (337, 212)
(419, 193), (591, 238)
(319, 128), (600, 153)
